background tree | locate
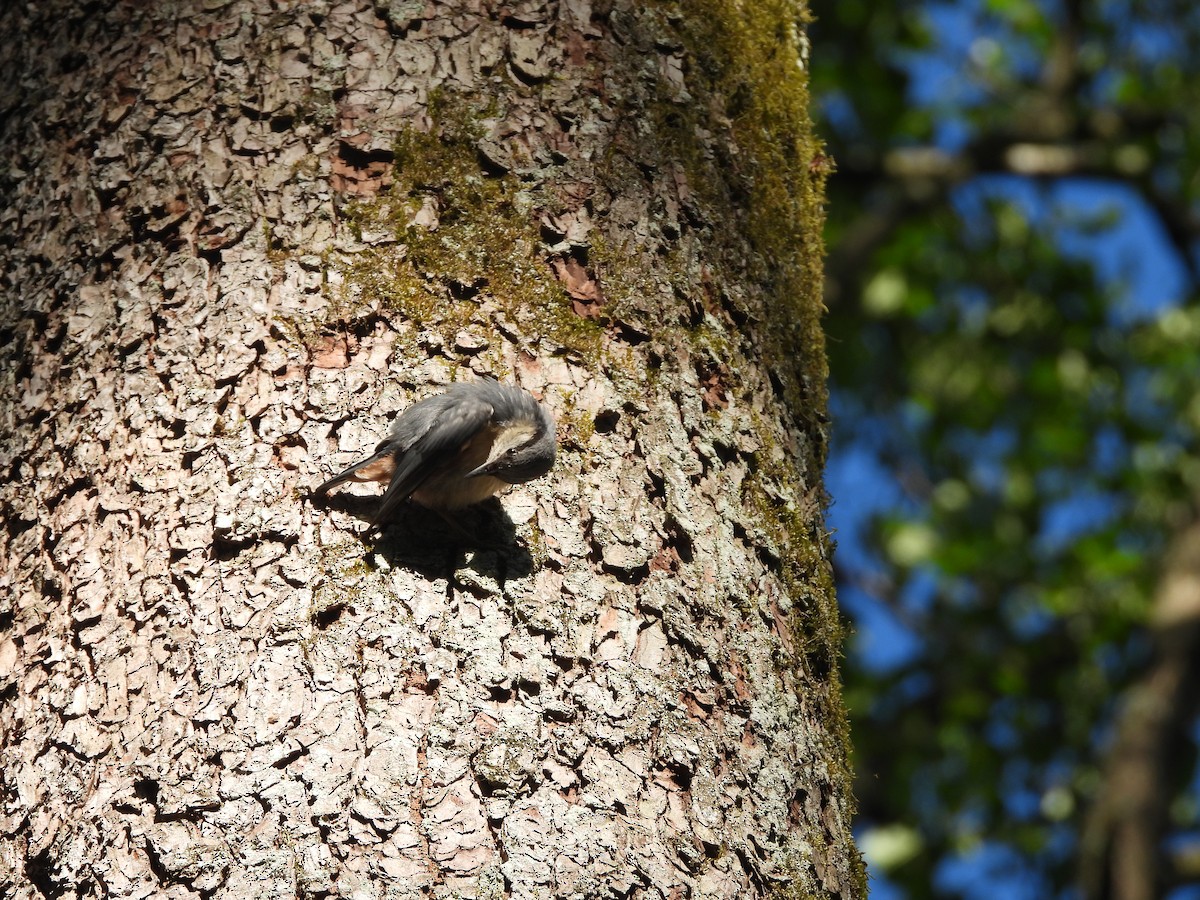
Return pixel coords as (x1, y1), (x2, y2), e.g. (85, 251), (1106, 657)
(0, 1), (861, 898)
(809, 0), (1200, 895)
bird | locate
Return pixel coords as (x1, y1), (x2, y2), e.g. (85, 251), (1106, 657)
(311, 378), (556, 526)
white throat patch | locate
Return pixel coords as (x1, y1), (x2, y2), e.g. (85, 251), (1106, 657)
(486, 422), (538, 463)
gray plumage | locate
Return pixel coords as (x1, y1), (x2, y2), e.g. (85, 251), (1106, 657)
(312, 378), (556, 524)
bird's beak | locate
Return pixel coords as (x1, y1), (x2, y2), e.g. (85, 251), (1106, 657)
(464, 461), (494, 478)
(465, 446), (506, 478)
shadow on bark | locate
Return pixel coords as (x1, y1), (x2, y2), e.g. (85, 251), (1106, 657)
(311, 493), (536, 581)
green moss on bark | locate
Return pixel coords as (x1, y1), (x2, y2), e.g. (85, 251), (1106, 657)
(642, 1), (862, 894)
(332, 96), (605, 368)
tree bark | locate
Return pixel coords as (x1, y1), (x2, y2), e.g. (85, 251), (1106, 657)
(0, 1), (860, 898)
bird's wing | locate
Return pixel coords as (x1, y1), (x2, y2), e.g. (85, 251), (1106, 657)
(372, 392), (496, 524)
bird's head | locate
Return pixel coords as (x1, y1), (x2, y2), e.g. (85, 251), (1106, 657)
(467, 406), (557, 484)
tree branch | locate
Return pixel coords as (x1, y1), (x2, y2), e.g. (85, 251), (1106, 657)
(826, 120), (1198, 309)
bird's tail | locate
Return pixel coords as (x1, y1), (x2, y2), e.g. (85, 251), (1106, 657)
(309, 446), (393, 498)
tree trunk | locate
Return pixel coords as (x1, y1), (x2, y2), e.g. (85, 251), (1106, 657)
(0, 1), (860, 898)
(1079, 514), (1200, 899)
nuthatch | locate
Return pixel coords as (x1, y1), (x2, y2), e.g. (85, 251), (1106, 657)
(312, 378), (556, 524)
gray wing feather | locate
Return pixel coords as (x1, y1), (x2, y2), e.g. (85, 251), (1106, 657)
(372, 391), (495, 524)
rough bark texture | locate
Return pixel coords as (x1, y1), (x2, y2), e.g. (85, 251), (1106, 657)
(0, 1), (859, 898)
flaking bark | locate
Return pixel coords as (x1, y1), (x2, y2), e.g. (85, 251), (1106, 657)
(0, 1), (861, 897)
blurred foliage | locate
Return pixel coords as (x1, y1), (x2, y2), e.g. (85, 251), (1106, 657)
(809, 0), (1200, 894)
